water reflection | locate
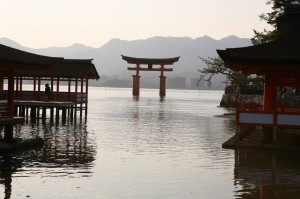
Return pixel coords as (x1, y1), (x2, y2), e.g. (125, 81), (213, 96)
(234, 150), (300, 199)
(0, 118), (96, 198)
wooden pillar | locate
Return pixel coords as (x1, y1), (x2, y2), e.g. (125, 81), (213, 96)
(132, 64), (140, 96)
(85, 78), (88, 118)
(50, 107), (54, 121)
(25, 106), (28, 117)
(0, 77), (3, 91)
(263, 75), (277, 112)
(38, 77), (41, 101)
(7, 74), (14, 117)
(74, 78), (78, 119)
(30, 106), (37, 122)
(159, 65), (166, 97)
(132, 75), (140, 96)
(159, 76), (166, 97)
(20, 77), (23, 100)
(51, 78), (54, 101)
(273, 127), (277, 144)
(56, 77), (60, 101)
(42, 107), (46, 119)
(68, 78), (71, 101)
(4, 125), (13, 142)
(33, 77), (37, 100)
(0, 77), (3, 100)
(62, 107), (67, 123)
(16, 76), (19, 99)
(56, 108), (60, 121)
(5, 74), (14, 141)
(80, 78), (84, 118)
(70, 105), (74, 121)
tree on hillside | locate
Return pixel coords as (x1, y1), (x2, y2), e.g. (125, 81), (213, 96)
(198, 0), (300, 92)
(252, 0), (300, 45)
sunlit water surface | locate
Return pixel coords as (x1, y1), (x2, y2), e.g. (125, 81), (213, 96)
(1, 88), (300, 199)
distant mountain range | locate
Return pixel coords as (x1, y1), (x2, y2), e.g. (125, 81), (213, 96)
(0, 36), (252, 89)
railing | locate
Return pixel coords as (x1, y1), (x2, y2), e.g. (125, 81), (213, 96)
(237, 103), (300, 128)
(0, 107), (9, 117)
(0, 90), (88, 103)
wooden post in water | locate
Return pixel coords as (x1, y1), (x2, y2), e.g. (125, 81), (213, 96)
(4, 125), (13, 142)
(80, 78), (84, 118)
(85, 78), (88, 118)
(30, 106), (37, 122)
(42, 107), (46, 119)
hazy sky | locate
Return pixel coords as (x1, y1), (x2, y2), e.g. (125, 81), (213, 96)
(0, 0), (272, 48)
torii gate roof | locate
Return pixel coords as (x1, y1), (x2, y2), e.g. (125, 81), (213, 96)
(122, 55), (180, 65)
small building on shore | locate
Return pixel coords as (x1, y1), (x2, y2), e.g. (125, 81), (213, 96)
(218, 4), (300, 148)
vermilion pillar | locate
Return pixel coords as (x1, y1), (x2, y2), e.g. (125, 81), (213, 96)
(263, 75), (277, 111)
(159, 76), (166, 97)
(132, 64), (140, 96)
(132, 75), (140, 96)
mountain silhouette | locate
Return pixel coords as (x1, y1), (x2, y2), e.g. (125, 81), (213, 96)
(0, 36), (251, 89)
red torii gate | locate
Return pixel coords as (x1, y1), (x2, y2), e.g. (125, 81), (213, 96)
(122, 55), (180, 97)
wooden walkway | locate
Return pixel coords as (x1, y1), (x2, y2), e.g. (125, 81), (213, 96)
(14, 100), (87, 121)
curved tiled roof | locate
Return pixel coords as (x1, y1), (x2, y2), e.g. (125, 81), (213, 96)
(217, 4), (300, 74)
(0, 44), (100, 79)
(16, 59), (100, 79)
(122, 55), (180, 65)
(0, 44), (64, 67)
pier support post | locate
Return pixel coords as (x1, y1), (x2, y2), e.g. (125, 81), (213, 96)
(50, 107), (54, 121)
(25, 106), (28, 117)
(4, 125), (13, 142)
(42, 107), (46, 119)
(56, 108), (60, 121)
(21, 106), (25, 117)
(30, 106), (37, 122)
(62, 107), (67, 122)
(236, 125), (241, 141)
(273, 127), (277, 144)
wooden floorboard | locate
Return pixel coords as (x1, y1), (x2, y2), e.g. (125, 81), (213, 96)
(15, 100), (75, 107)
(0, 117), (24, 125)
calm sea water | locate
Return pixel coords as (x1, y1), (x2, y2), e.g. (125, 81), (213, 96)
(1, 88), (300, 199)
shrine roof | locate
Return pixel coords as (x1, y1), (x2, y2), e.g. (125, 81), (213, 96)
(217, 3), (300, 74)
(217, 37), (300, 66)
(0, 44), (63, 68)
(0, 43), (100, 79)
(16, 59), (100, 79)
(122, 55), (180, 65)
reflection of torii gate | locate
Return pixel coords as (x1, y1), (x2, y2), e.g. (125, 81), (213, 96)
(122, 55), (180, 97)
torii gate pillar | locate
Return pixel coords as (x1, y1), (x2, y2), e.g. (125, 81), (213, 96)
(132, 75), (140, 96)
(159, 75), (166, 97)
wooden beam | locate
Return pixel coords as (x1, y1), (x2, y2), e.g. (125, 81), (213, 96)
(128, 67), (173, 72)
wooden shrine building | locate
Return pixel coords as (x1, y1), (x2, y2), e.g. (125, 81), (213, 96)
(0, 44), (99, 142)
(218, 4), (300, 144)
(0, 44), (63, 141)
(122, 55), (180, 97)
(5, 58), (100, 120)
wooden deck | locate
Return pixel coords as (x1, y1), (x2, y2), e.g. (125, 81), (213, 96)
(15, 100), (75, 107)
(0, 117), (24, 125)
(14, 99), (87, 121)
